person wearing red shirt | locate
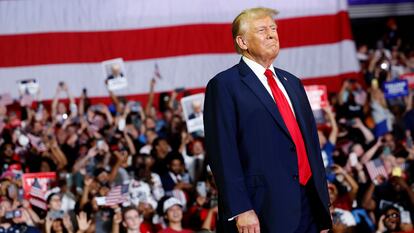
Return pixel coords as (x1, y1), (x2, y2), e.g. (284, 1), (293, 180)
(158, 197), (193, 233)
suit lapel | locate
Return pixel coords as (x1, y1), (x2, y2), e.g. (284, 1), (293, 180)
(238, 59), (292, 142)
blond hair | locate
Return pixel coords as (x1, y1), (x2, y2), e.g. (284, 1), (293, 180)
(232, 7), (279, 54)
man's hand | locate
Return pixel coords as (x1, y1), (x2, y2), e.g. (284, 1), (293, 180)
(236, 210), (260, 233)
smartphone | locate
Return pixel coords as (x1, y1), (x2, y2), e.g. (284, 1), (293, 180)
(349, 152), (358, 167)
(5, 209), (22, 219)
(345, 119), (355, 127)
(382, 146), (391, 156)
(96, 139), (104, 149)
(196, 181), (207, 197)
(5, 211), (15, 219)
(49, 210), (64, 220)
(118, 118), (126, 131)
(13, 209), (22, 218)
(401, 210), (412, 224)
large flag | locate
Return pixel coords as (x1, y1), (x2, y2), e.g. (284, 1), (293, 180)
(0, 0), (359, 100)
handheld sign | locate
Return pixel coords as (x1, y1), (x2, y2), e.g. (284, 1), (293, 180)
(383, 80), (409, 99)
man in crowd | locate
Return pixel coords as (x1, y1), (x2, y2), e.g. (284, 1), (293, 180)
(158, 197), (193, 233)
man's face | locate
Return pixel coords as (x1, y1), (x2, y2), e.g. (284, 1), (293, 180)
(123, 209), (141, 230)
(170, 159), (183, 175)
(111, 65), (121, 76)
(3, 144), (14, 157)
(157, 140), (171, 158)
(241, 16), (279, 65)
(384, 209), (400, 231)
(192, 141), (204, 155)
(166, 205), (183, 224)
(48, 195), (62, 211)
(383, 133), (396, 151)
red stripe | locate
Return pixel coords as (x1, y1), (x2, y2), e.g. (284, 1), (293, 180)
(301, 71), (361, 92)
(0, 12), (352, 67)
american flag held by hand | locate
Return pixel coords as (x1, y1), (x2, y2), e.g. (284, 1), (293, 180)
(104, 184), (129, 206)
(365, 158), (388, 183)
(154, 63), (162, 80)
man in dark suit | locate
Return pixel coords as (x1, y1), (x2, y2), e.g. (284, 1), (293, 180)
(204, 8), (332, 233)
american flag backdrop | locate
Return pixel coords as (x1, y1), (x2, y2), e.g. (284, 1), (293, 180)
(0, 0), (359, 100)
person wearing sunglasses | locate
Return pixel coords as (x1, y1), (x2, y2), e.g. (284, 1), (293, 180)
(376, 206), (402, 233)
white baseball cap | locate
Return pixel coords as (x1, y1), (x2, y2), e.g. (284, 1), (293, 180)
(163, 197), (182, 213)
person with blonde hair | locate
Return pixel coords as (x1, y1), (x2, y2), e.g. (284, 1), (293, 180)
(204, 7), (332, 233)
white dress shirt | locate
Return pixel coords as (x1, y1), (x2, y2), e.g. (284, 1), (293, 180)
(242, 56), (296, 117)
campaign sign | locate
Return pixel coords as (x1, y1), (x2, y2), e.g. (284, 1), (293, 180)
(18, 79), (39, 95)
(181, 93), (205, 133)
(383, 80), (409, 99)
(102, 58), (128, 91)
(304, 85), (328, 110)
(22, 172), (56, 199)
(401, 73), (414, 89)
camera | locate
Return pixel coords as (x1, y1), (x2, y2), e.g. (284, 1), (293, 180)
(49, 210), (64, 220)
(5, 209), (22, 219)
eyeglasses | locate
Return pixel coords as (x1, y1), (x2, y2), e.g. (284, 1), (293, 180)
(385, 213), (400, 219)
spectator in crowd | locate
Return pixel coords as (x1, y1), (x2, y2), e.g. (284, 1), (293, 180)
(113, 206), (143, 233)
(375, 206), (412, 233)
(158, 197), (193, 233)
(161, 152), (192, 195)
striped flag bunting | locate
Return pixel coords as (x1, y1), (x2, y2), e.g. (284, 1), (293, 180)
(0, 0), (359, 99)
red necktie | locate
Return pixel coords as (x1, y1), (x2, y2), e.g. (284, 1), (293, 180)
(264, 69), (311, 185)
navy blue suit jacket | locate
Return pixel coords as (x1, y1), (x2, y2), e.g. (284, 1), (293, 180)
(204, 59), (332, 233)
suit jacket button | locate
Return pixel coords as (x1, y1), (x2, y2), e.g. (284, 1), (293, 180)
(293, 174), (298, 180)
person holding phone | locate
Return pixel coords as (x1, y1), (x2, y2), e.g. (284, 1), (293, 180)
(204, 7), (331, 233)
(375, 206), (408, 233)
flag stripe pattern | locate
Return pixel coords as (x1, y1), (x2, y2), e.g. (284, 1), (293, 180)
(0, 0), (359, 99)
(104, 185), (129, 206)
(365, 158), (388, 181)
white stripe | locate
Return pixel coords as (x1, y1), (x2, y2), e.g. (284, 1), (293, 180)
(0, 41), (358, 99)
(0, 0), (348, 35)
(276, 40), (359, 79)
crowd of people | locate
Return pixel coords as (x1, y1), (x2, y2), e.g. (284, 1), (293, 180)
(0, 17), (413, 233)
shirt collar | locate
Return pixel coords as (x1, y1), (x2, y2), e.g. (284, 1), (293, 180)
(242, 56), (276, 78)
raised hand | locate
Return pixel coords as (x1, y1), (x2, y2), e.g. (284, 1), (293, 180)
(76, 211), (92, 232)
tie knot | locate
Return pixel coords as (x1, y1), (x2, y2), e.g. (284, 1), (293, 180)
(264, 69), (273, 80)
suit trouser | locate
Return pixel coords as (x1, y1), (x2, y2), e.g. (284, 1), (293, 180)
(217, 178), (328, 233)
(293, 183), (319, 233)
